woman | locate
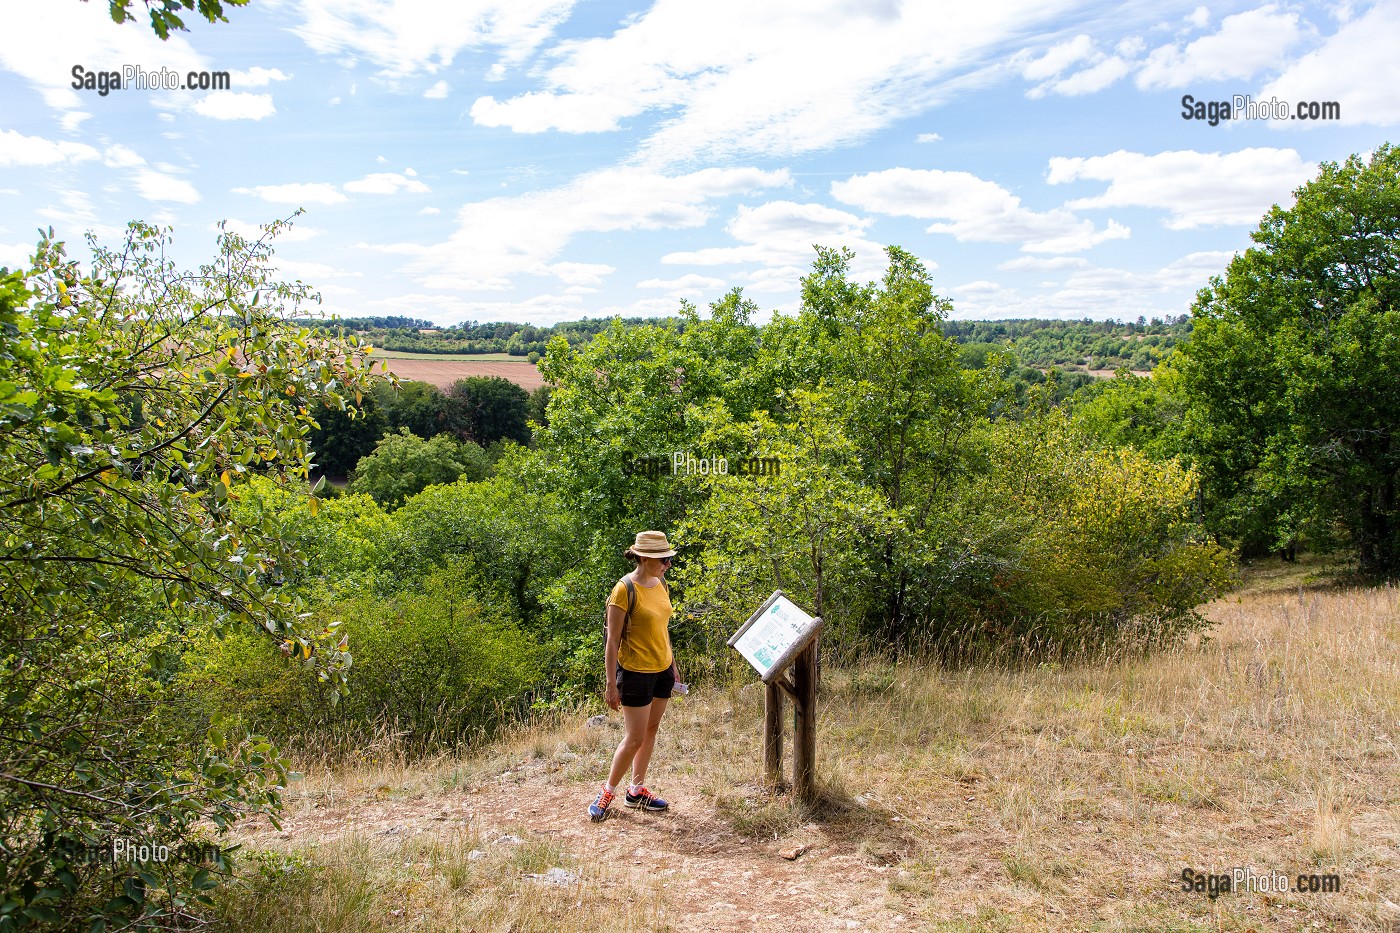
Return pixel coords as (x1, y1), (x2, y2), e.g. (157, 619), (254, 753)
(587, 530), (683, 821)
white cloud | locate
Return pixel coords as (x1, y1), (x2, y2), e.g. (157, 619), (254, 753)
(233, 183), (348, 205)
(469, 0), (1078, 165)
(370, 291), (588, 325)
(60, 112), (92, 133)
(1017, 34), (1095, 81)
(833, 167), (1128, 253)
(616, 297), (682, 316)
(343, 172), (431, 195)
(0, 242), (33, 268)
(0, 129), (99, 167)
(407, 166), (789, 288)
(1136, 5), (1306, 89)
(997, 255), (1090, 271)
(0, 0), (206, 110)
(547, 261), (615, 286)
(102, 144), (145, 168)
(1047, 147), (1316, 229)
(1115, 36), (1145, 57)
(193, 92), (276, 120)
(133, 169), (200, 204)
(276, 260), (364, 280)
(1186, 6), (1210, 29)
(291, 0), (576, 77)
(353, 240), (430, 256)
(417, 274), (513, 290)
(737, 264), (808, 294)
(637, 273), (728, 293)
(423, 80), (450, 99)
(1258, 1), (1400, 127)
(419, 206), (441, 215)
(471, 90), (638, 133)
(232, 67), (291, 87)
(1018, 33), (1135, 98)
(1043, 55), (1132, 96)
(949, 250), (1238, 320)
(661, 200), (888, 277)
(916, 132), (942, 143)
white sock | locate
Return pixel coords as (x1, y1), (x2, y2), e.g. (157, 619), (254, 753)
(629, 779), (645, 792)
(603, 782), (615, 793)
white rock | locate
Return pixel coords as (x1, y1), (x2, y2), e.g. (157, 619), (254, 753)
(526, 867), (579, 886)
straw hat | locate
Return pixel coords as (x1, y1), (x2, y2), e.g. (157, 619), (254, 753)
(624, 530), (677, 559)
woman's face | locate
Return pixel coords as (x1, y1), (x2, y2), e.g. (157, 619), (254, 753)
(642, 555), (673, 576)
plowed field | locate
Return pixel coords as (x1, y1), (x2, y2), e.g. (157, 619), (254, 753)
(377, 356), (545, 391)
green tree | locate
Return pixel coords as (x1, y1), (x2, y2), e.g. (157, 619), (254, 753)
(1071, 367), (1185, 462)
(307, 394), (387, 477)
(373, 380), (470, 440)
(527, 385), (551, 428)
(0, 219), (378, 929)
(348, 428), (488, 509)
(449, 376), (531, 446)
(1176, 145), (1400, 573)
(795, 246), (1009, 648)
(675, 389), (888, 665)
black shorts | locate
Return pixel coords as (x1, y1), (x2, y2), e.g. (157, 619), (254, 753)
(615, 664), (675, 707)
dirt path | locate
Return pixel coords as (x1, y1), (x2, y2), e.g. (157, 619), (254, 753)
(236, 760), (917, 932)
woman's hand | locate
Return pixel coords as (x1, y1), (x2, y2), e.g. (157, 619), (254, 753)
(604, 683), (621, 711)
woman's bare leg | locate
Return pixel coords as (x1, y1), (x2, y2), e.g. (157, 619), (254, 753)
(607, 703), (652, 788)
(628, 697), (668, 786)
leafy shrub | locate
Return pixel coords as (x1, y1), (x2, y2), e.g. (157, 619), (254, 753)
(940, 406), (1235, 650)
(181, 562), (544, 749)
(348, 428), (490, 509)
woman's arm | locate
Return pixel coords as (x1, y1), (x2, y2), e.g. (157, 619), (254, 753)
(603, 602), (626, 710)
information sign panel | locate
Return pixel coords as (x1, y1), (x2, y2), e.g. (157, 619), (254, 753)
(727, 590), (824, 682)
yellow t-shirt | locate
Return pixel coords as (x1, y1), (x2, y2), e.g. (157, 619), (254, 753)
(608, 575), (673, 673)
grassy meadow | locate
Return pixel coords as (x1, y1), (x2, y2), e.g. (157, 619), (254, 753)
(211, 559), (1399, 932)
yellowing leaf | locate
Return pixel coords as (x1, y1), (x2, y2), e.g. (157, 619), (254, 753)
(220, 470), (231, 488)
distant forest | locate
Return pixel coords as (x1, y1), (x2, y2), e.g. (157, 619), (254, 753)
(300, 313), (1192, 372)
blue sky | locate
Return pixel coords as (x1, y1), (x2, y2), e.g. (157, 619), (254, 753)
(1, 0), (1395, 325)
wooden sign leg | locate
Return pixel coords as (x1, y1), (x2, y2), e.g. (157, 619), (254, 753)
(792, 638), (818, 802)
(764, 681), (784, 786)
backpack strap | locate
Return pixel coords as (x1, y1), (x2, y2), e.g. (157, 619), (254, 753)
(621, 576), (637, 640)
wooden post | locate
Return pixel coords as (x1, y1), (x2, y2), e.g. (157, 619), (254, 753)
(792, 637), (818, 802)
(763, 681), (784, 787)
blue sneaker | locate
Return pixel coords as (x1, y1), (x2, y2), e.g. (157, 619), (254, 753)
(587, 786), (615, 822)
(625, 785), (669, 812)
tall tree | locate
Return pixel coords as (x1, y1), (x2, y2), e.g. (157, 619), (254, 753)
(449, 376), (532, 446)
(1176, 145), (1400, 575)
(796, 246), (1008, 647)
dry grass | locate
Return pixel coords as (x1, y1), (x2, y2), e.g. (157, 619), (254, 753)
(217, 562), (1400, 932)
